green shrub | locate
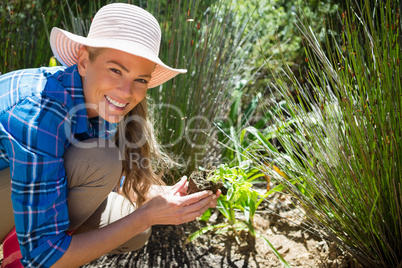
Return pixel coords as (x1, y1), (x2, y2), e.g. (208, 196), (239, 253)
(210, 0), (343, 169)
(256, 0), (401, 266)
(0, 0), (63, 74)
(144, 0), (257, 175)
(229, 0), (342, 92)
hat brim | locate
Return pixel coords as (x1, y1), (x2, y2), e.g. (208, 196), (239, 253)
(50, 27), (187, 89)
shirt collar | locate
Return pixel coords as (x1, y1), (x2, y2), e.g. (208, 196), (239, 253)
(47, 65), (117, 137)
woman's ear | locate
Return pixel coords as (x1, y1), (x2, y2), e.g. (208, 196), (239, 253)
(77, 46), (89, 76)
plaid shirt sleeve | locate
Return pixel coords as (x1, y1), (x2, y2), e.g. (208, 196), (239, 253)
(0, 68), (74, 267)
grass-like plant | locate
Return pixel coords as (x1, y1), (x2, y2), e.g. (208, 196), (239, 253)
(145, 0), (257, 175)
(186, 104), (296, 266)
(0, 0), (64, 74)
(214, 88), (264, 165)
(228, 0), (342, 92)
(254, 0), (401, 266)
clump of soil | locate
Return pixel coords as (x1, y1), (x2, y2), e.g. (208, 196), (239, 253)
(187, 169), (223, 195)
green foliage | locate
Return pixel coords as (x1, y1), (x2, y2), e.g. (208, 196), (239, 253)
(192, 163), (268, 237)
(144, 1), (257, 175)
(215, 89), (265, 164)
(0, 0), (63, 74)
(187, 162), (291, 265)
(211, 163), (267, 236)
(0, 0), (113, 74)
(211, 0), (342, 170)
(230, 0), (341, 91)
(257, 0), (402, 266)
(259, 235), (291, 268)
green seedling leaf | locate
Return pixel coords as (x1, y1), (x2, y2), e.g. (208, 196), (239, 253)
(217, 198), (232, 220)
(227, 185), (242, 203)
(250, 190), (259, 204)
(265, 181), (289, 195)
(259, 235), (292, 268)
(244, 205), (250, 222)
(247, 170), (266, 182)
(199, 208), (212, 221)
(185, 223), (229, 245)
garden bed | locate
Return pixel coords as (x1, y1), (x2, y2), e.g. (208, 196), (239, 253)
(0, 193), (358, 268)
(80, 192), (358, 268)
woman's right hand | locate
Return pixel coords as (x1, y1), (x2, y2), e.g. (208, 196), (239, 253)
(139, 178), (216, 226)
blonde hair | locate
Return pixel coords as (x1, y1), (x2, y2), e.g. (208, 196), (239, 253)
(85, 46), (173, 207)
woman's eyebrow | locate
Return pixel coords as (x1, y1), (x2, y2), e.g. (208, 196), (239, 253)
(107, 61), (129, 72)
(106, 61), (152, 78)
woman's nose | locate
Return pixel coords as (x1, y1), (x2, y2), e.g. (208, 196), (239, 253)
(119, 80), (133, 97)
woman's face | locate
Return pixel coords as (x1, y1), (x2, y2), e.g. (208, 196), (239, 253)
(77, 47), (155, 123)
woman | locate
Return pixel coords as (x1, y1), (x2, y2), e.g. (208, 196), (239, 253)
(0, 3), (220, 268)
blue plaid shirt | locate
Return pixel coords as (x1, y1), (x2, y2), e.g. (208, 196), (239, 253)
(0, 65), (116, 267)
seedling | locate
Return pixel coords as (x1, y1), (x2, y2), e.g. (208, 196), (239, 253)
(188, 163), (281, 239)
(187, 169), (223, 195)
(185, 163), (291, 267)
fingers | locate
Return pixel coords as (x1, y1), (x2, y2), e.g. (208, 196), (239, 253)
(177, 194), (215, 222)
(206, 189), (221, 208)
(179, 188), (222, 209)
(182, 191), (217, 213)
(179, 190), (213, 206)
(170, 176), (187, 194)
(145, 188), (220, 225)
(181, 200), (212, 222)
(177, 177), (189, 196)
(215, 189), (222, 199)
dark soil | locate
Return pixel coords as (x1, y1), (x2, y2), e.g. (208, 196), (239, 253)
(187, 169), (223, 195)
(0, 188), (360, 268)
(78, 190), (359, 268)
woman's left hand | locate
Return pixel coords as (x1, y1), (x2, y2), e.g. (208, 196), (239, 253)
(146, 176), (187, 199)
(169, 176), (189, 197)
(168, 176), (221, 208)
(148, 176), (220, 208)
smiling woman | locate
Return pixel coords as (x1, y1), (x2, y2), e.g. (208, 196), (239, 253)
(0, 3), (220, 268)
(77, 47), (155, 122)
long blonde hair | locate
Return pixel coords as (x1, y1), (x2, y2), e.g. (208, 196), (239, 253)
(86, 46), (172, 207)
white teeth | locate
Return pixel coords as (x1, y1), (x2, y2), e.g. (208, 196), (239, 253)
(106, 96), (126, 108)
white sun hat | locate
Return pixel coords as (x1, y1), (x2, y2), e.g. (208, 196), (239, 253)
(50, 3), (187, 89)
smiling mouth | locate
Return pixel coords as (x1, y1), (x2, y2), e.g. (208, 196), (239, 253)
(105, 95), (128, 108)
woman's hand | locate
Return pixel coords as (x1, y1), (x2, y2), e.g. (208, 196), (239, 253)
(169, 176), (221, 207)
(146, 176), (188, 200)
(170, 176), (189, 197)
(140, 177), (221, 226)
(160, 176), (221, 207)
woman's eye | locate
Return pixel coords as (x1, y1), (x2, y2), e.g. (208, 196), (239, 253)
(136, 79), (148, 84)
(110, 68), (121, 74)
